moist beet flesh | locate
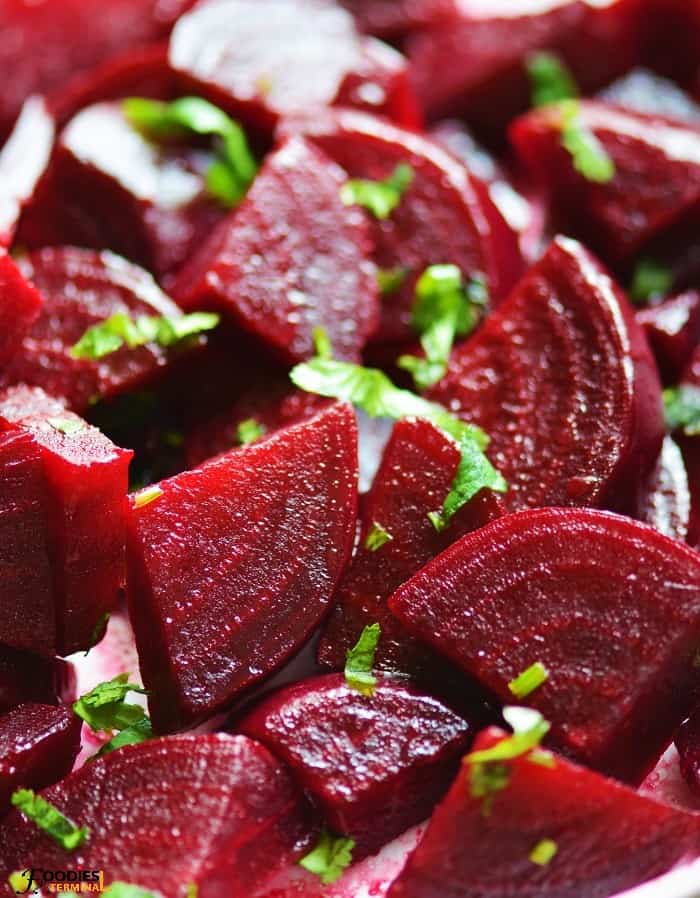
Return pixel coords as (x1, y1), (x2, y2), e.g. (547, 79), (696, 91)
(638, 435), (690, 542)
(0, 734), (315, 898)
(636, 290), (700, 385)
(389, 506), (700, 784)
(675, 708), (700, 796)
(0, 252), (43, 371)
(239, 672), (470, 856)
(427, 236), (664, 515)
(127, 402), (358, 732)
(387, 726), (700, 898)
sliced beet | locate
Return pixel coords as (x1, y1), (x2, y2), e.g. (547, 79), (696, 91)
(279, 108), (522, 343)
(637, 290), (700, 385)
(0, 650), (74, 717)
(675, 708), (700, 796)
(0, 733), (315, 896)
(0, 385), (132, 657)
(340, 0), (459, 40)
(0, 252), (43, 371)
(639, 436), (691, 543)
(318, 417), (504, 681)
(0, 703), (81, 814)
(387, 725), (700, 898)
(389, 506), (700, 783)
(427, 237), (663, 515)
(2, 247), (201, 414)
(172, 136), (378, 363)
(511, 100), (700, 266)
(127, 402), (358, 732)
(238, 673), (470, 857)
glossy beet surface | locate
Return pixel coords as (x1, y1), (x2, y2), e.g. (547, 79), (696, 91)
(0, 734), (315, 897)
(637, 290), (700, 385)
(0, 650), (74, 717)
(387, 726), (700, 898)
(127, 403), (358, 732)
(318, 417), (505, 680)
(0, 385), (132, 657)
(340, 0), (458, 39)
(280, 108), (522, 343)
(0, 252), (43, 371)
(173, 137), (378, 363)
(239, 673), (470, 856)
(638, 435), (690, 542)
(389, 507), (700, 784)
(2, 247), (197, 413)
(676, 709), (700, 796)
(0, 703), (81, 814)
(428, 237), (664, 515)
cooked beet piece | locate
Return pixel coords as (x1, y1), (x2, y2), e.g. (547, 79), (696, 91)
(637, 290), (700, 385)
(0, 649), (74, 716)
(169, 0), (418, 135)
(127, 403), (358, 732)
(318, 417), (504, 680)
(511, 100), (700, 266)
(2, 247), (200, 414)
(172, 136), (378, 363)
(239, 673), (470, 856)
(389, 507), (700, 784)
(639, 436), (691, 543)
(427, 237), (663, 515)
(0, 734), (315, 897)
(675, 709), (700, 796)
(340, 0), (458, 40)
(387, 725), (700, 898)
(279, 108), (522, 343)
(0, 703), (81, 814)
(0, 385), (132, 657)
(0, 253), (43, 371)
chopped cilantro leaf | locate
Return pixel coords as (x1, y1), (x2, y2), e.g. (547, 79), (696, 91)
(365, 521), (393, 552)
(468, 761), (510, 817)
(530, 838), (558, 866)
(93, 717), (154, 760)
(85, 612), (111, 655)
(527, 52), (578, 108)
(236, 418), (266, 446)
(559, 100), (615, 184)
(508, 661), (549, 699)
(664, 385), (700, 436)
(185, 885), (198, 898)
(123, 96), (257, 208)
(299, 829), (355, 884)
(345, 623), (381, 696)
(11, 789), (89, 851)
(630, 259), (673, 304)
(377, 266), (409, 297)
(133, 485), (164, 509)
(47, 417), (85, 437)
(340, 163), (414, 220)
(73, 673), (147, 734)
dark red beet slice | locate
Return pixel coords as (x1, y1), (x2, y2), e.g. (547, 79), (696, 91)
(318, 417), (504, 681)
(127, 402), (358, 732)
(0, 252), (43, 371)
(511, 100), (700, 266)
(239, 673), (470, 856)
(427, 237), (663, 515)
(2, 247), (200, 414)
(639, 436), (691, 543)
(0, 704), (81, 814)
(0, 734), (315, 896)
(387, 725), (700, 898)
(279, 108), (522, 343)
(340, 0), (458, 40)
(676, 708), (700, 796)
(637, 290), (700, 385)
(0, 385), (132, 657)
(172, 136), (378, 363)
(389, 506), (700, 783)
(0, 650), (74, 717)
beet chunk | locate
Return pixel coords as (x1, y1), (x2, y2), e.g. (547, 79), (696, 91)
(127, 402), (358, 732)
(387, 726), (700, 898)
(0, 385), (132, 657)
(637, 290), (700, 385)
(239, 673), (470, 857)
(340, 0), (458, 40)
(638, 436), (690, 542)
(2, 247), (201, 414)
(0, 650), (74, 717)
(389, 507), (700, 783)
(511, 100), (700, 266)
(173, 136), (378, 363)
(0, 734), (315, 897)
(318, 418), (504, 681)
(0, 704), (81, 814)
(0, 252), (43, 372)
(427, 237), (663, 515)
(676, 709), (700, 796)
(279, 108), (522, 343)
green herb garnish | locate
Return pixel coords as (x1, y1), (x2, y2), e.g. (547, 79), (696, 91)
(527, 52), (578, 108)
(377, 267), (409, 297)
(364, 521), (393, 552)
(559, 100), (615, 184)
(11, 789), (88, 851)
(236, 418), (266, 446)
(664, 385), (700, 436)
(85, 611), (111, 655)
(47, 417), (85, 437)
(344, 623), (381, 696)
(530, 839), (559, 866)
(133, 485), (164, 509)
(123, 96), (257, 207)
(73, 673), (147, 733)
(299, 829), (355, 885)
(93, 717), (154, 759)
(508, 661), (549, 699)
(340, 164), (414, 220)
(630, 259), (673, 304)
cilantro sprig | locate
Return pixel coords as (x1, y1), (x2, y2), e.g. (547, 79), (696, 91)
(558, 100), (615, 184)
(364, 521), (393, 552)
(663, 385), (700, 436)
(340, 163), (414, 220)
(508, 661), (549, 699)
(123, 96), (258, 207)
(11, 789), (89, 851)
(527, 52), (578, 108)
(630, 259), (673, 304)
(530, 839), (558, 866)
(47, 417), (86, 437)
(377, 267), (409, 297)
(236, 418), (266, 446)
(344, 623), (381, 696)
(299, 829), (355, 884)
(73, 674), (153, 759)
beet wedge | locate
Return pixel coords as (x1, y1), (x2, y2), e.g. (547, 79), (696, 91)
(173, 136), (378, 364)
(239, 673), (470, 857)
(511, 100), (700, 266)
(389, 507), (700, 784)
(127, 402), (358, 732)
(639, 435), (690, 542)
(676, 708), (700, 797)
(637, 290), (700, 385)
(280, 108), (522, 344)
(318, 417), (504, 681)
(387, 725), (700, 898)
(2, 247), (204, 414)
(0, 650), (74, 717)
(0, 734), (315, 897)
(0, 703), (81, 814)
(0, 252), (43, 371)
(427, 237), (663, 515)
